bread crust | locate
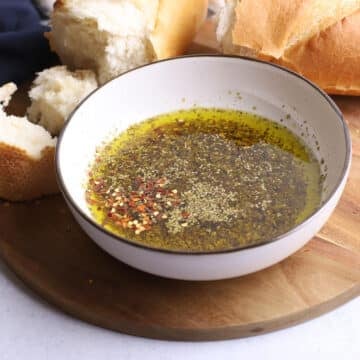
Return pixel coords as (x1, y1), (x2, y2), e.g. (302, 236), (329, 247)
(231, 0), (360, 59)
(219, 0), (360, 95)
(277, 10), (360, 96)
(0, 144), (58, 202)
(151, 0), (208, 59)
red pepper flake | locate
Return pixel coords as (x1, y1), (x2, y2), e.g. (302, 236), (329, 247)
(137, 204), (146, 212)
(88, 176), (182, 235)
(181, 211), (190, 218)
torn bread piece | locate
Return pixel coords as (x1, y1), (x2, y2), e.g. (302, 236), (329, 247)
(217, 0), (360, 59)
(216, 0), (360, 95)
(0, 83), (58, 202)
(27, 66), (98, 136)
(46, 0), (208, 84)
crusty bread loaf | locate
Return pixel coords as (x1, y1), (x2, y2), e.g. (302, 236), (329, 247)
(0, 84), (58, 202)
(27, 66), (98, 135)
(46, 0), (208, 84)
(217, 0), (360, 95)
(278, 10), (360, 96)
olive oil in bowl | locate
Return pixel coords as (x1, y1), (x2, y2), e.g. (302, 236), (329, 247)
(86, 108), (322, 252)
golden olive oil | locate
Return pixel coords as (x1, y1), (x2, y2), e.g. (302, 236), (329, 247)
(86, 108), (322, 252)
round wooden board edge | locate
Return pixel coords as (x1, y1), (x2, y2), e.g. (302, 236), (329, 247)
(1, 243), (359, 341)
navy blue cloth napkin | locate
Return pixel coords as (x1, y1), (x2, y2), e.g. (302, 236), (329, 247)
(0, 0), (57, 85)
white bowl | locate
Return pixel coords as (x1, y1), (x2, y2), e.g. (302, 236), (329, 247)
(56, 56), (351, 281)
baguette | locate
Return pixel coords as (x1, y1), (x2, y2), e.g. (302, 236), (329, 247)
(217, 0), (360, 95)
(278, 10), (360, 96)
(46, 0), (208, 84)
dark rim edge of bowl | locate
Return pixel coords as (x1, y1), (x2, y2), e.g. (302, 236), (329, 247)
(55, 55), (352, 256)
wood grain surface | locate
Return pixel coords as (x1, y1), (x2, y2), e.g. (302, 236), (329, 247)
(0, 19), (359, 341)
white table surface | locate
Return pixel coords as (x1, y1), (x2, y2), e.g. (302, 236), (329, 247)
(0, 257), (359, 360)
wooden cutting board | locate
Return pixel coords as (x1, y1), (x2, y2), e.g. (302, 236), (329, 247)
(0, 19), (359, 341)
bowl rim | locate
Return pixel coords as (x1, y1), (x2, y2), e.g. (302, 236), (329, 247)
(55, 55), (352, 256)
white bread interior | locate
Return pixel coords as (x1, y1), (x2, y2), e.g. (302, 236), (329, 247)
(47, 0), (208, 84)
(0, 85), (56, 160)
(0, 84), (58, 201)
(209, 0), (225, 13)
(216, 0), (236, 53)
(0, 83), (18, 107)
(27, 66), (98, 136)
(48, 0), (156, 84)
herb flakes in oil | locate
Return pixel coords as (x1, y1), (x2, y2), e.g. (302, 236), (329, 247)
(86, 108), (322, 252)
